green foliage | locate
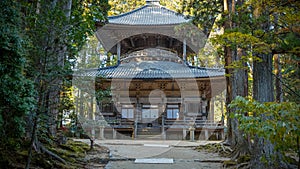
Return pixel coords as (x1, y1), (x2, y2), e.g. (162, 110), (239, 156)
(281, 54), (300, 102)
(76, 35), (106, 69)
(0, 0), (36, 146)
(182, 0), (223, 35)
(108, 0), (144, 16)
(70, 0), (110, 56)
(95, 87), (111, 102)
(0, 0), (111, 167)
(207, 0), (300, 102)
(229, 96), (300, 162)
(60, 85), (75, 111)
(19, 0), (110, 134)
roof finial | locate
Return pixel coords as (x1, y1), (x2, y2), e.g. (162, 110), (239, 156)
(146, 0), (160, 5)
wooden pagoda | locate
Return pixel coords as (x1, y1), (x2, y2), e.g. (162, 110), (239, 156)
(76, 0), (226, 140)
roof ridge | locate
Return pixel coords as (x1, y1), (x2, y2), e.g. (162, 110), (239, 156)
(108, 4), (189, 21)
(188, 66), (224, 71)
(98, 65), (118, 70)
(108, 5), (148, 19)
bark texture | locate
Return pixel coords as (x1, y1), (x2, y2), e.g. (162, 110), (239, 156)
(252, 53), (275, 168)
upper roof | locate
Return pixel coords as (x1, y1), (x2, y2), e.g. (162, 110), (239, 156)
(108, 3), (190, 25)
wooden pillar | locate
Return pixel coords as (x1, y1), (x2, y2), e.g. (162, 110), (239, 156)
(189, 127), (195, 141)
(91, 127), (95, 139)
(90, 95), (94, 120)
(99, 127), (104, 140)
(182, 129), (187, 140)
(113, 128), (117, 139)
(209, 98), (214, 121)
(135, 100), (141, 139)
(134, 123), (137, 139)
(76, 89), (79, 115)
(202, 100), (207, 120)
(162, 114), (166, 140)
(161, 127), (166, 140)
(221, 129), (225, 140)
(117, 42), (121, 65)
(90, 96), (95, 139)
(79, 90), (83, 116)
(221, 98), (224, 126)
(204, 129), (209, 140)
(183, 38), (187, 63)
(134, 107), (138, 139)
(189, 118), (195, 141)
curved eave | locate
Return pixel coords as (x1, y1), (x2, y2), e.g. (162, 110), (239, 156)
(106, 22), (189, 26)
(95, 23), (207, 57)
(74, 66), (225, 80)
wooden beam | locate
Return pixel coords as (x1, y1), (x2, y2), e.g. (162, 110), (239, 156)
(169, 38), (173, 48)
(130, 38), (135, 48)
(183, 38), (187, 63)
(156, 35), (161, 46)
(117, 42), (121, 64)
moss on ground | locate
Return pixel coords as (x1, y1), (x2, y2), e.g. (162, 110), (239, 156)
(196, 143), (254, 168)
(0, 139), (109, 169)
(195, 143), (232, 156)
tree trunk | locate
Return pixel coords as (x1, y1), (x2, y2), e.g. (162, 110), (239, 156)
(224, 46), (234, 145)
(231, 47), (249, 153)
(252, 53), (275, 168)
(223, 0), (233, 145)
(26, 75), (47, 169)
(251, 0), (282, 167)
(25, 116), (38, 169)
(223, 0), (249, 149)
(253, 54), (274, 102)
(48, 0), (72, 136)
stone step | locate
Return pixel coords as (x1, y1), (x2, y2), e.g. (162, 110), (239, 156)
(137, 131), (161, 135)
(135, 134), (163, 140)
(137, 128), (161, 135)
(137, 128), (161, 131)
(135, 158), (174, 164)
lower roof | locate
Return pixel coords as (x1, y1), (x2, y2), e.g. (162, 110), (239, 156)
(76, 60), (224, 79)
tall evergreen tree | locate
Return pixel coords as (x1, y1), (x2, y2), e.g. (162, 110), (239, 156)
(0, 0), (35, 156)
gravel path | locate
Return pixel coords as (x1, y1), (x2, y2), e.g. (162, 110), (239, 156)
(75, 139), (230, 169)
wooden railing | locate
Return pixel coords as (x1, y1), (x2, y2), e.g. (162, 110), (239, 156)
(105, 117), (134, 127)
(164, 119), (223, 127)
(105, 117), (223, 129)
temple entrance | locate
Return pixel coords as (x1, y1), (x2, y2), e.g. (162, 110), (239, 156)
(136, 104), (162, 139)
(141, 105), (159, 124)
